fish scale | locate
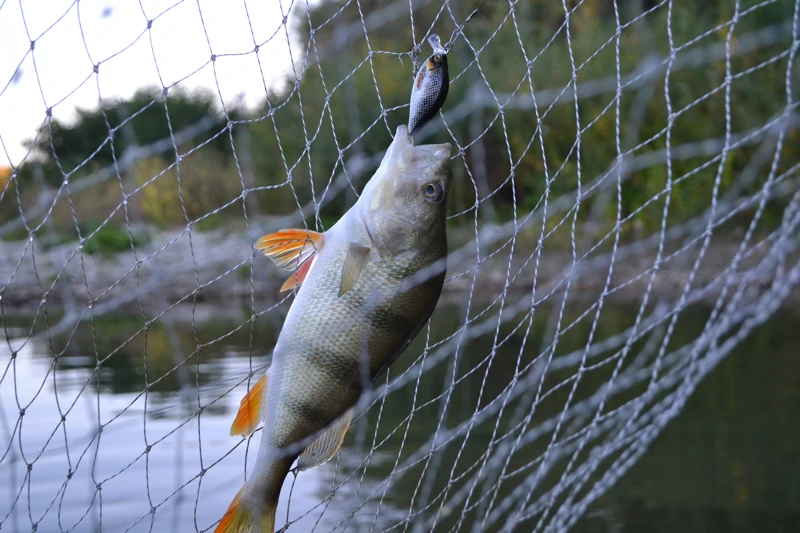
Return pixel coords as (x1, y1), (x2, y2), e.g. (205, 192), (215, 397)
(277, 243), (443, 421)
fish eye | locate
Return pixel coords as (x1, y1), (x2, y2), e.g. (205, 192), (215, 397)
(424, 182), (444, 202)
(433, 53), (442, 62)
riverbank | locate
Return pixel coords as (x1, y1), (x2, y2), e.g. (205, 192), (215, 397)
(2, 222), (797, 315)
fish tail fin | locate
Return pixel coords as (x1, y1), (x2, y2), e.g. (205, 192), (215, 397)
(214, 486), (276, 533)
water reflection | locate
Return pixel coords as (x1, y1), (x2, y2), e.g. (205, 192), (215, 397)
(1, 302), (798, 532)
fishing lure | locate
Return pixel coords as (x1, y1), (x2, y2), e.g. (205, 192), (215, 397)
(408, 34), (449, 135)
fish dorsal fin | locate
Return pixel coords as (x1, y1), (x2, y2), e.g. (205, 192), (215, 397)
(256, 229), (324, 271)
(339, 244), (370, 297)
(297, 407), (354, 471)
(230, 374), (267, 437)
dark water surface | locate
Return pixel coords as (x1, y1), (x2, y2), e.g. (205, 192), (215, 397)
(1, 302), (798, 533)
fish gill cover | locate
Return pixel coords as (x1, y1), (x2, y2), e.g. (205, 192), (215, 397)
(1, 0), (799, 532)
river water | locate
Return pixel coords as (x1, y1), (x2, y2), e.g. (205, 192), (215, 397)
(1, 301), (798, 533)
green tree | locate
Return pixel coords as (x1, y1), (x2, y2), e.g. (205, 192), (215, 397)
(20, 86), (239, 188)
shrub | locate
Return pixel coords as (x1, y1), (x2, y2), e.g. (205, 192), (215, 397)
(81, 220), (149, 257)
(133, 152), (242, 228)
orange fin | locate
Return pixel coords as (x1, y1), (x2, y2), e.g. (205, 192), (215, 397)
(280, 255), (314, 292)
(214, 485), (276, 533)
(255, 229), (324, 271)
(230, 374), (267, 437)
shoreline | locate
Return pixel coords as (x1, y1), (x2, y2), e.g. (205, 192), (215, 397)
(3, 225), (796, 315)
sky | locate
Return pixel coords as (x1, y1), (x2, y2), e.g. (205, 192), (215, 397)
(0, 0), (318, 167)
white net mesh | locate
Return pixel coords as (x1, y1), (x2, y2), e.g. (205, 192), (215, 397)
(1, 0), (799, 531)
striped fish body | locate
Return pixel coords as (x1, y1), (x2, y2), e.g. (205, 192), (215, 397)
(216, 125), (452, 533)
(251, 211), (446, 500)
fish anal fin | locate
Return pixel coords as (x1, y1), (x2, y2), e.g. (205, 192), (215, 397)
(256, 229), (324, 271)
(297, 408), (354, 471)
(339, 244), (369, 297)
(214, 485), (276, 533)
(280, 255), (314, 292)
(230, 374), (267, 437)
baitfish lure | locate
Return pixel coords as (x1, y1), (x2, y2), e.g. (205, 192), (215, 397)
(408, 34), (449, 135)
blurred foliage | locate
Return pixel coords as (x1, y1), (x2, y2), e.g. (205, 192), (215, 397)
(241, 0), (798, 239)
(0, 166), (10, 192)
(3, 0), (798, 246)
(19, 86), (238, 188)
(133, 152), (243, 228)
(79, 219), (150, 257)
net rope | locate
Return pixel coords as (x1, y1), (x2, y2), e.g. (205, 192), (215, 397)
(1, 0), (799, 531)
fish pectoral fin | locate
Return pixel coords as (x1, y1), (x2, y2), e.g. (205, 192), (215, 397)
(280, 255), (314, 292)
(339, 244), (370, 297)
(296, 407), (354, 471)
(255, 229), (324, 271)
(230, 374), (267, 437)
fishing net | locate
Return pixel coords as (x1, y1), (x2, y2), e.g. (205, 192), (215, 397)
(1, 0), (799, 531)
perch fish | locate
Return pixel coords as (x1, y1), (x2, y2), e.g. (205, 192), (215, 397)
(215, 124), (452, 533)
(408, 34), (450, 135)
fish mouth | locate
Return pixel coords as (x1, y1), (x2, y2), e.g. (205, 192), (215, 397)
(394, 125), (413, 148)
